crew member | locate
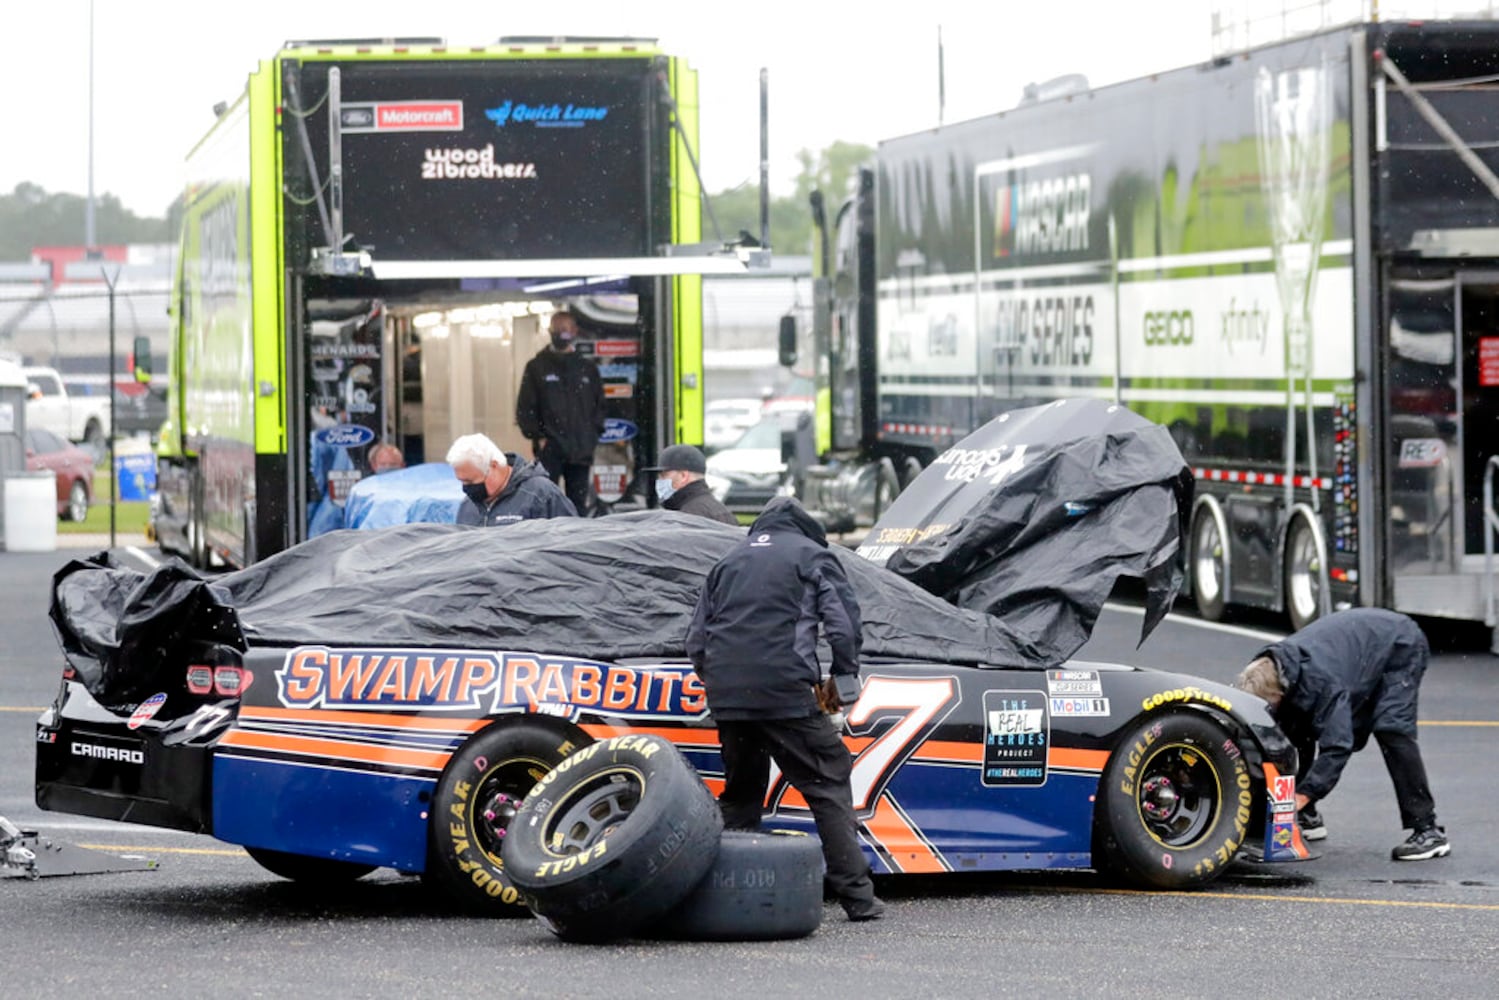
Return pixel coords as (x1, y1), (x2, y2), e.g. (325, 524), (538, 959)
(645, 444), (739, 526)
(516, 309), (605, 515)
(367, 442), (405, 474)
(686, 496), (885, 921)
(1234, 608), (1448, 861)
(447, 432), (576, 526)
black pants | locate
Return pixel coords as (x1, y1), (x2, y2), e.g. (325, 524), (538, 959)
(716, 715), (877, 908)
(538, 449), (592, 514)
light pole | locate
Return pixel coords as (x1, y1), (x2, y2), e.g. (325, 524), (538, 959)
(86, 0), (96, 251)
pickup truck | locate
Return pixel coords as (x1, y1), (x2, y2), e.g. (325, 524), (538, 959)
(23, 366), (111, 454)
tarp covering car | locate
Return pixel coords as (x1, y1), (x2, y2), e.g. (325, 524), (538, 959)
(858, 399), (1194, 666)
(51, 512), (1052, 705)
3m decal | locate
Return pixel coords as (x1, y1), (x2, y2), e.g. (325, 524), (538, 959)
(276, 647), (707, 720)
(981, 690), (1049, 786)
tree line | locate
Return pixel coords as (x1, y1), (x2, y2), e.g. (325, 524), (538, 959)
(1, 140), (872, 263)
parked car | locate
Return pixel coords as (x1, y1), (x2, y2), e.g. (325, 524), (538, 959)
(703, 397), (765, 453)
(705, 413), (805, 514)
(25, 427), (95, 521)
(23, 367), (111, 455)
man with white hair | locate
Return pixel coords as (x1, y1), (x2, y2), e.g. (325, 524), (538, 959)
(446, 433), (576, 527)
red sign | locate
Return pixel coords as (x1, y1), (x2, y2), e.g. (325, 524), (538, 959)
(340, 101), (464, 133)
(603, 383), (634, 399)
(1271, 775), (1296, 808)
(594, 340), (640, 358)
(1480, 337), (1499, 388)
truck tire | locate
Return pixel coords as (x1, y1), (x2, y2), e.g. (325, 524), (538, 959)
(245, 846), (377, 883)
(1190, 506), (1228, 622)
(653, 830), (825, 941)
(501, 734), (723, 942)
(1283, 514), (1324, 632)
(423, 720), (580, 916)
(82, 420), (104, 459)
(1094, 712), (1251, 890)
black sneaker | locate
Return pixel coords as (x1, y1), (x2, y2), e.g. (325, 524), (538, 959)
(1298, 807), (1327, 842)
(843, 896), (886, 922)
(1391, 826), (1450, 861)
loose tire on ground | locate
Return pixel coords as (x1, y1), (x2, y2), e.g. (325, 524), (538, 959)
(501, 733), (723, 942)
(653, 829), (825, 941)
(1095, 712), (1251, 890)
(245, 846), (377, 883)
(424, 720), (580, 916)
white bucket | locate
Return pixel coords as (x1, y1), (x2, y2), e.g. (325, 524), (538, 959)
(4, 472), (58, 553)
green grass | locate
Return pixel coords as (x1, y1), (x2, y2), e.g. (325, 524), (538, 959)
(56, 457), (152, 535)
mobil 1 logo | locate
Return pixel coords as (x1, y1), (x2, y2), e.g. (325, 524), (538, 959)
(981, 690), (1049, 787)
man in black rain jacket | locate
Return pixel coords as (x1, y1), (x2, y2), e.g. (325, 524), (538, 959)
(1235, 608), (1447, 861)
(516, 309), (605, 514)
(644, 443), (739, 526)
(447, 433), (576, 527)
(686, 497), (884, 920)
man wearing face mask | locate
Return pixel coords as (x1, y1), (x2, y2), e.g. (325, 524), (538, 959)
(643, 444), (739, 526)
(447, 433), (576, 527)
(516, 308), (606, 515)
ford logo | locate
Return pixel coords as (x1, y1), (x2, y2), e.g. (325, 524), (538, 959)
(599, 418), (638, 443)
(313, 424), (377, 448)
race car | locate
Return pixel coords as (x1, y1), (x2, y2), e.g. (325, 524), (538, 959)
(37, 400), (1311, 914)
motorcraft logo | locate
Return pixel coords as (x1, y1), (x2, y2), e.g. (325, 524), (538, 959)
(276, 646), (708, 720)
(994, 173), (1091, 258)
(340, 101), (464, 133)
(484, 99), (610, 129)
(422, 144), (538, 181)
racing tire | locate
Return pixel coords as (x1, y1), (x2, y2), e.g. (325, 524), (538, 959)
(424, 720), (580, 916)
(652, 830), (825, 942)
(65, 480), (89, 523)
(501, 734), (723, 942)
(1095, 712), (1252, 890)
(1190, 507), (1228, 622)
(244, 846), (377, 883)
(1283, 514), (1324, 632)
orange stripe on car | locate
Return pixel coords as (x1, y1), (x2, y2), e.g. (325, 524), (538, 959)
(237, 705), (488, 734)
(864, 795), (948, 873)
(219, 729), (451, 771)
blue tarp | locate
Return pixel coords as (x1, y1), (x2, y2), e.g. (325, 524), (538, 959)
(341, 461), (464, 530)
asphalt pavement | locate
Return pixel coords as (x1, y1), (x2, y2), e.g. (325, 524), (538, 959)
(2, 543), (1497, 998)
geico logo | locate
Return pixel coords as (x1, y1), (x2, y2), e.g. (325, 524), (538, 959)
(72, 742), (144, 764)
(1143, 309), (1195, 346)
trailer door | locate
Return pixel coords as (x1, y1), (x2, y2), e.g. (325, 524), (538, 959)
(1458, 275), (1499, 562)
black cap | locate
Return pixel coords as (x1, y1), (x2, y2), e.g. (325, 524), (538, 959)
(643, 444), (707, 474)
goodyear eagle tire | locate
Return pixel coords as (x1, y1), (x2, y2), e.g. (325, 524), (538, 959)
(501, 733), (723, 942)
(1096, 712), (1251, 890)
(424, 720), (580, 916)
(245, 846), (377, 883)
(653, 830), (825, 941)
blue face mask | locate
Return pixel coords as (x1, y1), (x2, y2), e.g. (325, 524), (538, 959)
(655, 477), (676, 502)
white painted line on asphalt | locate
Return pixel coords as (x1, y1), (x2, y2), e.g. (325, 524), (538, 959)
(124, 545), (160, 570)
(1102, 602), (1285, 642)
(4, 819), (199, 835)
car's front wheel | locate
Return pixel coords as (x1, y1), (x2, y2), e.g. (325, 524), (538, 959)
(1095, 712), (1251, 889)
(64, 480), (89, 523)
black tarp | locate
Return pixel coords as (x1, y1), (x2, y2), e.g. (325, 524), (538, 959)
(859, 399), (1193, 666)
(52, 512), (1046, 704)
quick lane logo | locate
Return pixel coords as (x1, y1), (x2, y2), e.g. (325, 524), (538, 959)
(994, 173), (1091, 258)
(276, 646), (707, 719)
(484, 100), (610, 128)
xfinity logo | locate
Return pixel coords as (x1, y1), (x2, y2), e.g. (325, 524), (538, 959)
(72, 742), (144, 764)
(484, 100), (610, 129)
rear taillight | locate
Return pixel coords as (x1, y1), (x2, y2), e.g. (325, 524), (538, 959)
(213, 666), (244, 697)
(186, 665), (214, 695)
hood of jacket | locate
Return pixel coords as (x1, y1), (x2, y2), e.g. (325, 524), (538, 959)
(493, 454), (549, 502)
(748, 496), (826, 547)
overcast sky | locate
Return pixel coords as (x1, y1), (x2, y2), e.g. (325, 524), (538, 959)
(3, 1), (1217, 219)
